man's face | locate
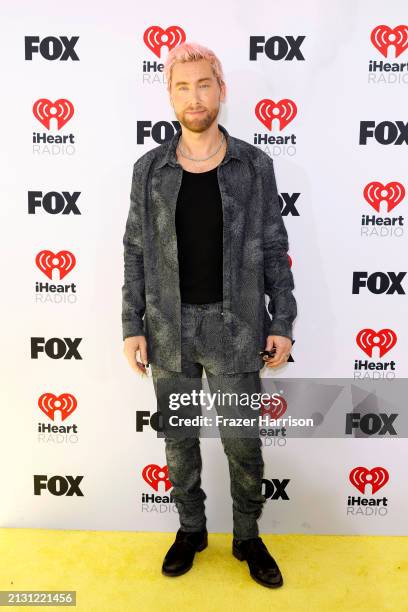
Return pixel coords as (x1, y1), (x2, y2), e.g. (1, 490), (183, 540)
(169, 58), (226, 133)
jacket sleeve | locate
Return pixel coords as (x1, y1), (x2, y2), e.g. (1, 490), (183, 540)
(121, 161), (146, 340)
(261, 154), (297, 342)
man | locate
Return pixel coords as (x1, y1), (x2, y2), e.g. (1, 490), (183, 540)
(122, 41), (297, 588)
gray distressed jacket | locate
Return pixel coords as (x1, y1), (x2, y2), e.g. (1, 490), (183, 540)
(122, 123), (297, 373)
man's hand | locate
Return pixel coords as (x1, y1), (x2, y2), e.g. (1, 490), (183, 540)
(123, 335), (149, 377)
(262, 335), (292, 369)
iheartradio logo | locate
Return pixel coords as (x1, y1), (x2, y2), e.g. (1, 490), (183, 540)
(35, 250), (76, 280)
(142, 464), (172, 492)
(356, 328), (397, 358)
(38, 393), (77, 421)
(363, 181), (405, 213)
(370, 25), (408, 59)
(260, 394), (287, 419)
(143, 26), (186, 58)
(33, 98), (74, 130)
(255, 98), (297, 131)
(349, 466), (389, 494)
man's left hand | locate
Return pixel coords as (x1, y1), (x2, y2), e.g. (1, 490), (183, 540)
(262, 335), (292, 369)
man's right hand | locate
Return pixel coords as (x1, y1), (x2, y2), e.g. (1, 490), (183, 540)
(123, 335), (149, 377)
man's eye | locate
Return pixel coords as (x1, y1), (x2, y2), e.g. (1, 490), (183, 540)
(178, 84), (209, 90)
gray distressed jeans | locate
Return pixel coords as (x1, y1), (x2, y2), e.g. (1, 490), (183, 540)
(150, 300), (266, 540)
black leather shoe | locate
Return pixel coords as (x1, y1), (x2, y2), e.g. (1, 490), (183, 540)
(162, 528), (208, 577)
(232, 537), (283, 588)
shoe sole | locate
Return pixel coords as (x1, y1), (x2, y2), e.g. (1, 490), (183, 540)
(162, 539), (208, 577)
(232, 547), (284, 588)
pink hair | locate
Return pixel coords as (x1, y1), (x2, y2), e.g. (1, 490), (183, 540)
(163, 41), (225, 92)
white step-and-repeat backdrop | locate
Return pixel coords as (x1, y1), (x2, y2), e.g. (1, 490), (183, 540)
(1, 0), (407, 535)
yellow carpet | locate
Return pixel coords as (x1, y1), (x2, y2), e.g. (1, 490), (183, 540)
(1, 530), (407, 611)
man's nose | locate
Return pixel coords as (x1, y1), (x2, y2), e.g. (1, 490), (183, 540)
(189, 88), (203, 104)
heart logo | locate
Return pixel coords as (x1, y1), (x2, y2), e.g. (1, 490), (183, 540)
(260, 394), (287, 419)
(35, 250), (76, 281)
(143, 25), (186, 58)
(38, 393), (77, 421)
(33, 98), (75, 130)
(349, 466), (389, 494)
(363, 181), (405, 213)
(356, 328), (397, 358)
(255, 98), (297, 131)
(142, 464), (172, 491)
(370, 25), (408, 58)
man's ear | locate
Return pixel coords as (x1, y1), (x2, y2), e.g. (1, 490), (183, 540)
(220, 81), (227, 103)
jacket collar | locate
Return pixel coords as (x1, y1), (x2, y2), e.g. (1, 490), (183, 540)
(156, 122), (242, 169)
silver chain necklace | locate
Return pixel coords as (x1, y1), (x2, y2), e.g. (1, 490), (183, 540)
(177, 131), (225, 162)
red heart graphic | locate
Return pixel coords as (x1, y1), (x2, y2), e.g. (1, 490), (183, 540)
(35, 250), (76, 280)
(260, 394), (287, 419)
(142, 464), (172, 491)
(143, 25), (186, 58)
(255, 98), (297, 131)
(356, 328), (397, 358)
(33, 98), (74, 130)
(38, 393), (77, 422)
(371, 25), (408, 58)
(363, 181), (405, 213)
(349, 466), (389, 494)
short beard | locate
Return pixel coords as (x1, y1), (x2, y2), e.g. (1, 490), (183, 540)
(177, 106), (219, 133)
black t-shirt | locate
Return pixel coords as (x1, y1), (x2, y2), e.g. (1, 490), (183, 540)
(175, 166), (223, 303)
